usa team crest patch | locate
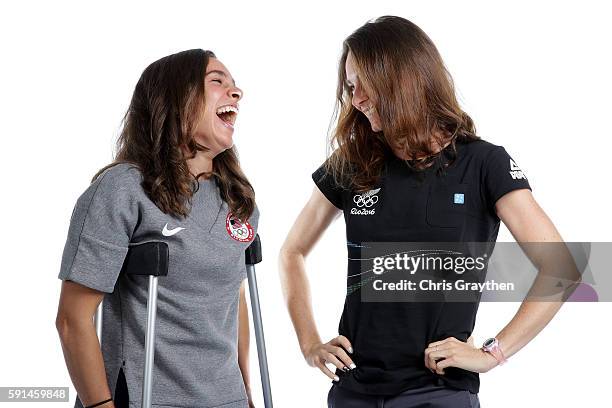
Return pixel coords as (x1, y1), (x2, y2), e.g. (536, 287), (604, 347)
(225, 212), (254, 242)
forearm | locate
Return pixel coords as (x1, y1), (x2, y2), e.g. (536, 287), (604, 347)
(238, 284), (251, 392)
(56, 319), (115, 408)
(495, 299), (563, 359)
(279, 248), (322, 355)
(494, 241), (581, 360)
(238, 359), (251, 395)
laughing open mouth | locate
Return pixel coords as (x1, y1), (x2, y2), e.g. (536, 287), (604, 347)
(216, 105), (239, 128)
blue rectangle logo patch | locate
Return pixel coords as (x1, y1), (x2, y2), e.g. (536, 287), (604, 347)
(454, 193), (464, 204)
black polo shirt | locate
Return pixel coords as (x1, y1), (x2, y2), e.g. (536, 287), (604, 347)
(311, 138), (531, 395)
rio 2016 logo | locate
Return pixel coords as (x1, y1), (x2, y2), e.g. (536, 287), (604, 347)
(351, 188), (381, 215)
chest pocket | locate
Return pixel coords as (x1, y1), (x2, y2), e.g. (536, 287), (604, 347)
(426, 181), (469, 228)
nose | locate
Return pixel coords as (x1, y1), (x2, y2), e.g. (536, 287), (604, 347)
(351, 84), (368, 111)
(229, 86), (243, 101)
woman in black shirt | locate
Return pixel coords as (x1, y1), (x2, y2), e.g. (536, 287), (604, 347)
(279, 16), (572, 407)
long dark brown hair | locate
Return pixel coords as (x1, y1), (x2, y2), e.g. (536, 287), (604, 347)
(328, 16), (479, 192)
(93, 49), (255, 221)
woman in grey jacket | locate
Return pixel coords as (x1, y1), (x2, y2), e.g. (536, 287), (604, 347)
(56, 49), (259, 408)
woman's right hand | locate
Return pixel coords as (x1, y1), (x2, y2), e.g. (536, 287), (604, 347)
(303, 335), (357, 381)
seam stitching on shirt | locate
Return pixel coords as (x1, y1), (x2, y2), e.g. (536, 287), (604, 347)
(80, 232), (127, 249)
(118, 277), (125, 391)
(65, 164), (134, 279)
(480, 145), (502, 217)
(66, 173), (109, 280)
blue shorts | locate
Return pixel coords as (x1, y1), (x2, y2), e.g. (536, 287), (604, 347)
(327, 382), (480, 408)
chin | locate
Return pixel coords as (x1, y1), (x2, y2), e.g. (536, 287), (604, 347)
(218, 138), (234, 151)
(212, 127), (235, 150)
(368, 119), (382, 132)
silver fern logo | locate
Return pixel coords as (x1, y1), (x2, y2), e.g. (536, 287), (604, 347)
(351, 188), (381, 215)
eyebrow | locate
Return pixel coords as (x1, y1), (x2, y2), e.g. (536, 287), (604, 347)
(205, 70), (236, 86)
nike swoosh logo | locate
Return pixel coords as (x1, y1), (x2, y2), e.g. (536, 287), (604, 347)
(162, 223), (185, 237)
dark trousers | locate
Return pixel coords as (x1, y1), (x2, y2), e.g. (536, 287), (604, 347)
(327, 382), (480, 408)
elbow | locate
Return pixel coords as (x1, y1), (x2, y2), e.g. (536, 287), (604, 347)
(278, 243), (304, 268)
(278, 242), (291, 258)
(55, 313), (68, 339)
(278, 246), (308, 301)
(55, 311), (84, 339)
(278, 245), (288, 266)
(278, 246), (294, 279)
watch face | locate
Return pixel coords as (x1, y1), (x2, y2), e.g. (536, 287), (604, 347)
(483, 337), (496, 349)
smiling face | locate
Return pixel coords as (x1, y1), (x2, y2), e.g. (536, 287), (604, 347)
(193, 57), (243, 157)
(345, 51), (382, 132)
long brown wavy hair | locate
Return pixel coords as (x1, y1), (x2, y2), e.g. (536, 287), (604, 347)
(93, 49), (255, 221)
(327, 16), (479, 192)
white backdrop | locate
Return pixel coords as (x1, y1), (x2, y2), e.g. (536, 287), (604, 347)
(1, 1), (610, 407)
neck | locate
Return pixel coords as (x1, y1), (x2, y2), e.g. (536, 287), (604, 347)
(186, 151), (214, 180)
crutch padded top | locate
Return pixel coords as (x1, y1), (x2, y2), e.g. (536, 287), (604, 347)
(120, 241), (169, 277)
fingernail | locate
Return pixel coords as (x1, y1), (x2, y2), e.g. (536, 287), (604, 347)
(341, 366), (349, 372)
(349, 363), (356, 369)
(348, 347), (353, 353)
(334, 375), (340, 382)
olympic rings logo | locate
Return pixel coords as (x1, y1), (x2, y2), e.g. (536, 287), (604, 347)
(353, 188), (381, 208)
(233, 226), (248, 237)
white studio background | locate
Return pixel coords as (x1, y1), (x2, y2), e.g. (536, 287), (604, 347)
(1, 1), (610, 407)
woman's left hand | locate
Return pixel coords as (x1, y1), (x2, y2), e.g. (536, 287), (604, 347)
(424, 336), (499, 375)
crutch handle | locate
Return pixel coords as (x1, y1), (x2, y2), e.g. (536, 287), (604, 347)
(245, 234), (262, 265)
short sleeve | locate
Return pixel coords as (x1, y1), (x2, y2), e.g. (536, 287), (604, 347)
(311, 163), (345, 210)
(483, 146), (532, 213)
(58, 166), (139, 293)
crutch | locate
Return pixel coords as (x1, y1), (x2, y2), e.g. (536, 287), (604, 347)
(93, 241), (169, 408)
(93, 237), (272, 407)
(244, 234), (273, 407)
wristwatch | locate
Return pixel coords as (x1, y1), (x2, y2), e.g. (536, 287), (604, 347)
(481, 337), (507, 365)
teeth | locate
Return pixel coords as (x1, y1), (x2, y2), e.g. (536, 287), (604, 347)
(216, 105), (239, 115)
